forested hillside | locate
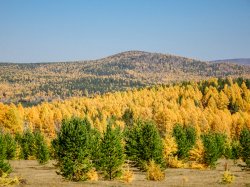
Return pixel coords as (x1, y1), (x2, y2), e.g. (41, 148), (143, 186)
(0, 77), (249, 141)
(1, 51), (250, 105)
(212, 58), (250, 65)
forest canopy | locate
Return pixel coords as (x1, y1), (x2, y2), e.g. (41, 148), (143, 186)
(0, 77), (249, 141)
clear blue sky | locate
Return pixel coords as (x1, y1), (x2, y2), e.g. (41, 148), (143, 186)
(0, 0), (249, 62)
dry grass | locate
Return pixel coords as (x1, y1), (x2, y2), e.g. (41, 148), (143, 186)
(8, 159), (250, 187)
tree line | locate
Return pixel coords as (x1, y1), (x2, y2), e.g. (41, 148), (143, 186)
(1, 117), (250, 181)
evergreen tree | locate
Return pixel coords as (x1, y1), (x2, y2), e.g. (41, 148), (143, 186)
(125, 120), (164, 169)
(4, 133), (17, 160)
(231, 140), (241, 164)
(14, 130), (36, 160)
(0, 133), (7, 161)
(0, 133), (12, 174)
(201, 133), (226, 168)
(122, 108), (134, 128)
(34, 131), (50, 164)
(239, 128), (250, 167)
(99, 122), (125, 180)
(54, 117), (93, 181)
(172, 124), (196, 159)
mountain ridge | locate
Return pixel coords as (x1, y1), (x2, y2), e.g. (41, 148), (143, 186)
(211, 58), (250, 65)
(0, 50), (250, 105)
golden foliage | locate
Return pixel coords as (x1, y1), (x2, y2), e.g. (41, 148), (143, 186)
(188, 162), (206, 170)
(167, 156), (185, 168)
(189, 139), (205, 163)
(0, 172), (20, 186)
(163, 135), (178, 158)
(121, 167), (134, 183)
(0, 78), (249, 141)
(146, 160), (165, 181)
(86, 168), (98, 181)
(221, 171), (235, 184)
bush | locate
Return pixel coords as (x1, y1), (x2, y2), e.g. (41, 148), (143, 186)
(146, 160), (165, 181)
(239, 128), (250, 167)
(221, 171), (235, 184)
(34, 131), (50, 164)
(86, 168), (98, 181)
(167, 156), (185, 168)
(125, 120), (164, 169)
(54, 117), (95, 181)
(201, 133), (226, 168)
(172, 124), (196, 159)
(99, 123), (125, 180)
(121, 166), (134, 183)
(0, 172), (20, 186)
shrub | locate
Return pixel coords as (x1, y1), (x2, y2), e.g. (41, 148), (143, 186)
(54, 117), (94, 181)
(221, 171), (235, 184)
(239, 128), (250, 167)
(125, 120), (164, 169)
(86, 168), (98, 181)
(99, 123), (125, 180)
(189, 162), (206, 170)
(0, 172), (20, 186)
(146, 160), (165, 181)
(172, 124), (196, 159)
(167, 156), (185, 168)
(121, 167), (134, 183)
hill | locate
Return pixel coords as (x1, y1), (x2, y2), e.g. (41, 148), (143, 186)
(1, 51), (250, 104)
(211, 58), (250, 65)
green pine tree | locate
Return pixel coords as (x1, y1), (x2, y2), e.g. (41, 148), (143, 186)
(54, 117), (93, 181)
(239, 128), (250, 167)
(231, 140), (241, 164)
(0, 133), (12, 174)
(201, 133), (226, 168)
(125, 120), (164, 169)
(16, 130), (36, 160)
(34, 131), (50, 164)
(172, 124), (196, 159)
(99, 122), (125, 180)
(4, 133), (17, 160)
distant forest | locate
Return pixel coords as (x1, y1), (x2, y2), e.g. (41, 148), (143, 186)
(1, 51), (250, 105)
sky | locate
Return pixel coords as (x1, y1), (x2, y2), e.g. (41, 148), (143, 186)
(0, 0), (250, 63)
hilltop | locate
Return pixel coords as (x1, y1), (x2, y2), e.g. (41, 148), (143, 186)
(211, 58), (250, 65)
(0, 51), (250, 104)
